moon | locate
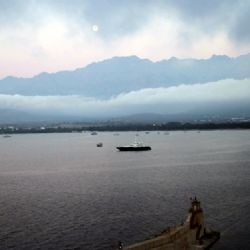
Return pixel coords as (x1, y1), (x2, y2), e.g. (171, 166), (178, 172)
(92, 25), (99, 32)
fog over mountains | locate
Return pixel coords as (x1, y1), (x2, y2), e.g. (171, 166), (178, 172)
(0, 53), (250, 123)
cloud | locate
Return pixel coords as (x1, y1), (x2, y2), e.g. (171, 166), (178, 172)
(0, 0), (250, 78)
(0, 0), (153, 37)
(229, 1), (250, 44)
(0, 0), (247, 38)
(0, 78), (249, 118)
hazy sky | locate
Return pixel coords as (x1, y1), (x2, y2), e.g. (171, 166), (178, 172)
(1, 0), (250, 79)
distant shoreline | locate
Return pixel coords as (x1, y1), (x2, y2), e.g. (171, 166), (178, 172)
(1, 122), (250, 135)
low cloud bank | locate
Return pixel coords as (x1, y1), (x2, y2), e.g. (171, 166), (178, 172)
(0, 78), (250, 118)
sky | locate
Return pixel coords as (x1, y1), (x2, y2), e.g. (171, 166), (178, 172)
(1, 0), (250, 79)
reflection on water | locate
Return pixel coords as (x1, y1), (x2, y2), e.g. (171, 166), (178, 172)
(0, 130), (250, 249)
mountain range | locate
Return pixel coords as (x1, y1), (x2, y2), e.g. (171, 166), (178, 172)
(0, 53), (250, 124)
(1, 53), (250, 98)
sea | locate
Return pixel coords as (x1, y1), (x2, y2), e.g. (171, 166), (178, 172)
(0, 130), (250, 250)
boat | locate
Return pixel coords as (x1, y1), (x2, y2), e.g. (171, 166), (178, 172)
(96, 142), (103, 147)
(3, 134), (11, 138)
(116, 138), (151, 151)
(91, 131), (98, 135)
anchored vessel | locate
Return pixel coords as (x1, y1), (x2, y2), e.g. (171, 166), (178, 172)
(118, 198), (220, 250)
(3, 134), (11, 138)
(116, 141), (151, 151)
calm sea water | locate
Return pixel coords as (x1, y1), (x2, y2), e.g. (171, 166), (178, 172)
(0, 130), (250, 250)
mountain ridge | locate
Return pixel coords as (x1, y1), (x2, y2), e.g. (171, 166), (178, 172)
(0, 53), (250, 98)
